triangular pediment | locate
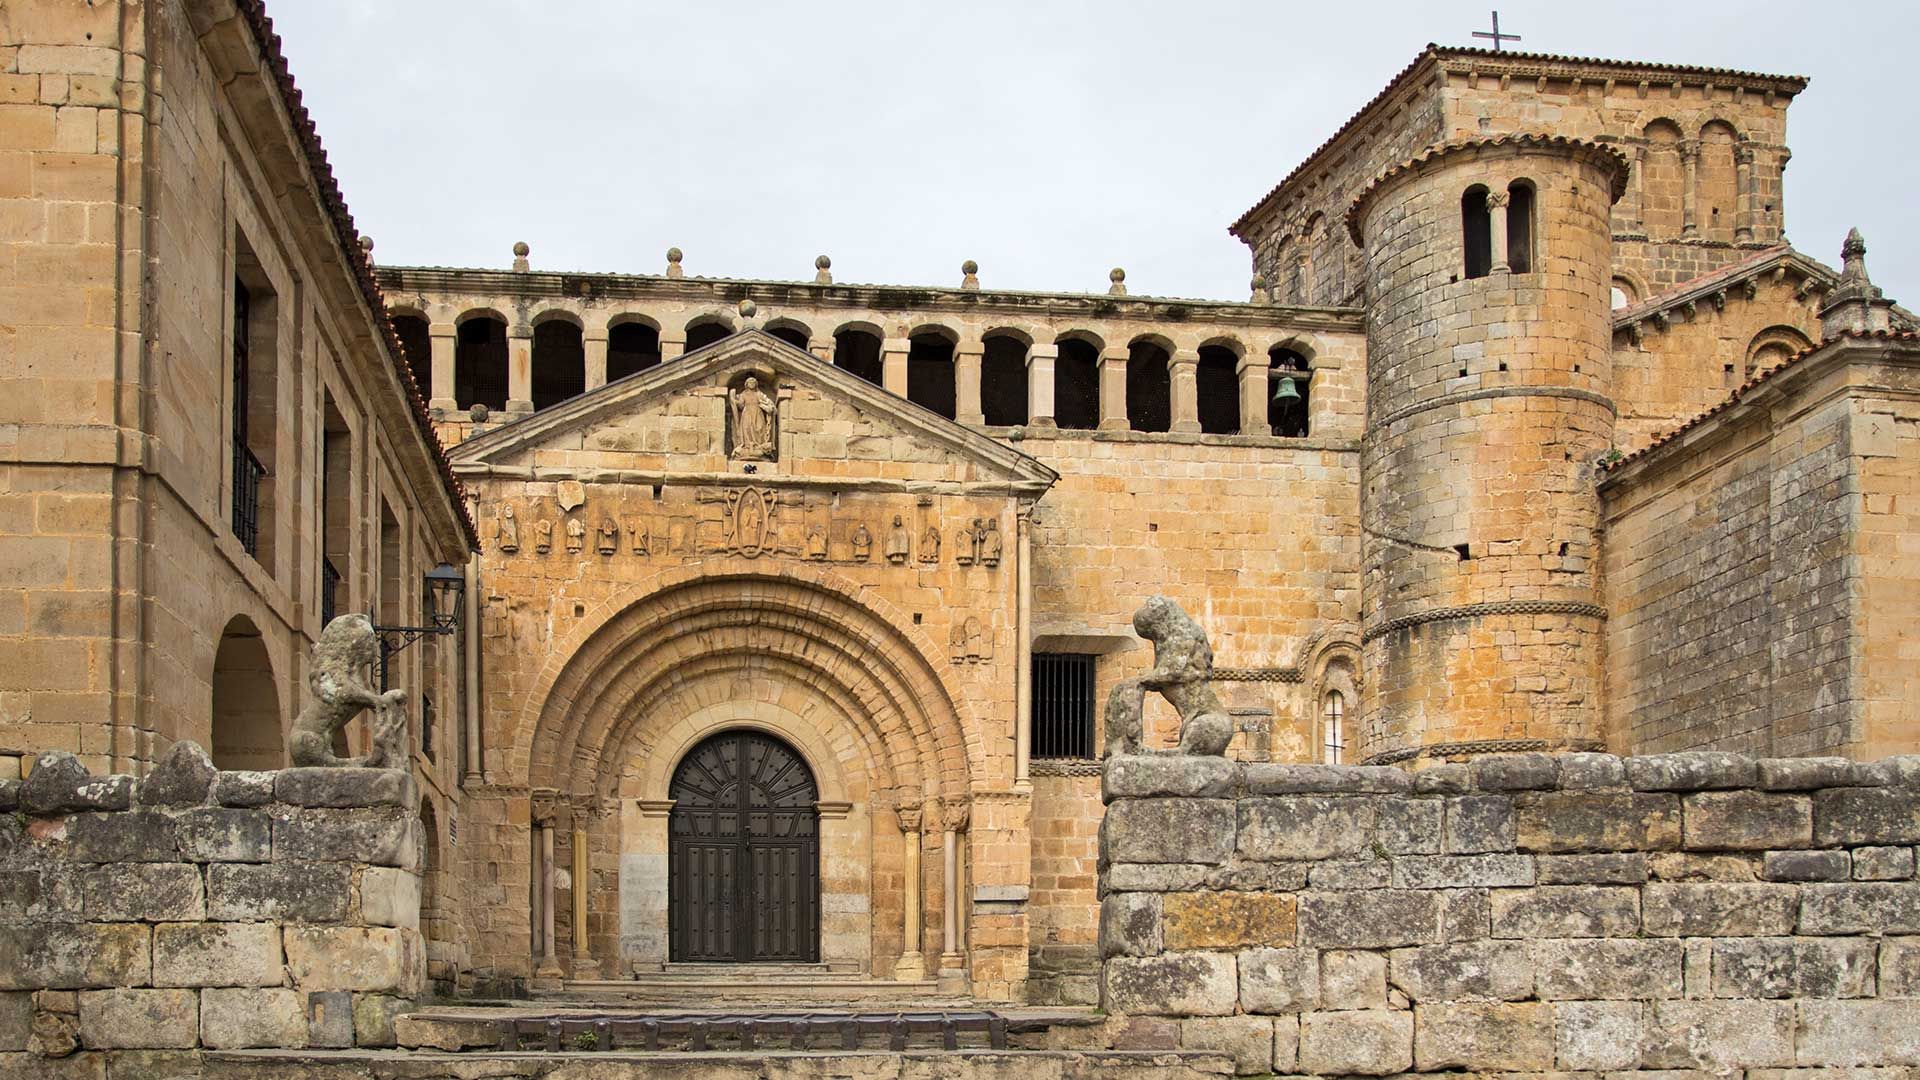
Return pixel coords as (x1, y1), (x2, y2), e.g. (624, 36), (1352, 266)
(449, 329), (1058, 493)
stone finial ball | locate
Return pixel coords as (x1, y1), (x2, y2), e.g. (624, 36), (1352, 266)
(1251, 274), (1267, 289)
(667, 247), (683, 262)
(738, 299), (757, 318)
(359, 235), (374, 253)
(512, 241), (529, 257)
(962, 259), (979, 274)
(816, 255), (832, 270)
(1110, 267), (1126, 282)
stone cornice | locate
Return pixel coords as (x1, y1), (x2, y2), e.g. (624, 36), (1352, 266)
(374, 265), (1364, 334)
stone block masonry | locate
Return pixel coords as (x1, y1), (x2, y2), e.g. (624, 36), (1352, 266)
(0, 742), (424, 1069)
(1100, 750), (1920, 1077)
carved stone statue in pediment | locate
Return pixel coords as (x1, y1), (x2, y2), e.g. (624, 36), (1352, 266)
(565, 517), (586, 554)
(534, 518), (553, 554)
(885, 515), (910, 565)
(496, 505), (520, 554)
(729, 375), (776, 460)
(980, 518), (1003, 567)
(852, 523), (873, 562)
(597, 519), (619, 555)
(919, 525), (941, 564)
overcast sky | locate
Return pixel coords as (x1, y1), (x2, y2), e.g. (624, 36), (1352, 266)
(271, 0), (1920, 305)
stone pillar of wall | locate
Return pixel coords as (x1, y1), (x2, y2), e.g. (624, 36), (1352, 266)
(428, 323), (458, 411)
(507, 325), (534, 413)
(1099, 750), (1920, 1076)
(1027, 344), (1058, 428)
(1099, 347), (1129, 431)
(1236, 353), (1271, 436)
(1349, 137), (1624, 764)
(583, 328), (609, 391)
(1169, 350), (1201, 434)
(882, 339), (911, 398)
(955, 345), (986, 425)
(0, 744), (425, 1062)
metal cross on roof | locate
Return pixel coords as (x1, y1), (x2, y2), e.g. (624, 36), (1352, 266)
(1472, 11), (1521, 51)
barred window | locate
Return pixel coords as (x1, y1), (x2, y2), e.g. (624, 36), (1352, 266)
(1032, 653), (1096, 759)
(1323, 691), (1346, 764)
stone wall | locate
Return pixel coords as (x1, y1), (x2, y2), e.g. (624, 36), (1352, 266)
(1099, 749), (1920, 1077)
(0, 743), (424, 1072)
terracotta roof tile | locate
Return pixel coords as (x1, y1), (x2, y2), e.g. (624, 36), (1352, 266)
(235, 1), (476, 546)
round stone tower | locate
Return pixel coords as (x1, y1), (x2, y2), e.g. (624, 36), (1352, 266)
(1346, 134), (1628, 764)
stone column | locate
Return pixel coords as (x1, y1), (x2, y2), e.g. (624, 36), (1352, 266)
(1098, 347), (1129, 431)
(583, 328), (609, 391)
(1680, 140), (1701, 239)
(893, 807), (926, 981)
(660, 336), (686, 362)
(1624, 144), (1647, 235)
(532, 792), (565, 984)
(1237, 351), (1271, 436)
(882, 338), (910, 398)
(571, 823), (596, 977)
(428, 323), (457, 412)
(809, 341), (834, 363)
(1487, 190), (1511, 274)
(461, 557), (482, 786)
(938, 800), (969, 991)
(1170, 349), (1201, 434)
(1734, 144), (1756, 243)
(955, 343), (985, 425)
(507, 324), (534, 414)
(1015, 508), (1033, 787)
(1026, 343), (1057, 428)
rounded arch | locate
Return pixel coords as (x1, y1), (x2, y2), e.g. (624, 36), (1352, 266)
(1267, 333), (1322, 365)
(981, 326), (1035, 348)
(763, 316), (814, 351)
(1197, 334), (1245, 358)
(905, 322), (959, 345)
(529, 307), (584, 329)
(385, 302), (427, 321)
(454, 306), (508, 328)
(520, 565), (980, 804)
(1053, 328), (1105, 352)
(1127, 331), (1175, 354)
(1746, 324), (1814, 375)
(607, 312), (662, 333)
(684, 314), (735, 352)
(831, 319), (884, 340)
(640, 702), (853, 807)
(1698, 116), (1743, 142)
(1610, 270), (1647, 311)
(210, 614), (281, 770)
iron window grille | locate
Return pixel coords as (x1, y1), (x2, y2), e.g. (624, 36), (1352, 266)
(1032, 653), (1097, 760)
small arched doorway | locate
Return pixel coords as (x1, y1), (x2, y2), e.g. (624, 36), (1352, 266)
(668, 730), (820, 962)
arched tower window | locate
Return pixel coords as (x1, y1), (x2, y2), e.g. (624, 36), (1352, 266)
(1462, 186), (1492, 279)
(833, 328), (883, 385)
(1054, 338), (1100, 430)
(1322, 691), (1346, 765)
(1126, 340), (1172, 433)
(531, 320), (585, 411)
(685, 319), (732, 352)
(981, 334), (1029, 426)
(768, 323), (809, 351)
(1506, 180), (1535, 274)
(1268, 347), (1311, 438)
(907, 331), (956, 420)
(1196, 345), (1241, 435)
(607, 322), (662, 381)
(389, 313), (432, 396)
(454, 315), (508, 412)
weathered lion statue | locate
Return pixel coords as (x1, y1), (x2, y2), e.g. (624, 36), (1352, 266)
(1103, 595), (1235, 757)
(289, 614), (410, 768)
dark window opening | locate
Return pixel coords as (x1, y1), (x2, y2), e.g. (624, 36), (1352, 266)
(531, 321), (585, 411)
(768, 324), (809, 351)
(1463, 187), (1492, 279)
(1126, 341), (1171, 433)
(1507, 181), (1535, 274)
(1268, 348), (1311, 437)
(607, 322), (662, 381)
(230, 258), (277, 565)
(390, 314), (432, 397)
(834, 330), (883, 385)
(1196, 345), (1241, 435)
(1032, 653), (1096, 759)
(981, 336), (1029, 425)
(321, 394), (351, 627)
(454, 317), (508, 412)
(1054, 339), (1100, 430)
(685, 320), (731, 352)
(907, 334), (956, 419)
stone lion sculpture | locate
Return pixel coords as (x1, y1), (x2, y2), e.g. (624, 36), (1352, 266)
(1103, 595), (1234, 757)
(289, 613), (410, 768)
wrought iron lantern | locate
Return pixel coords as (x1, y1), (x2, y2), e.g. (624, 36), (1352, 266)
(372, 562), (466, 688)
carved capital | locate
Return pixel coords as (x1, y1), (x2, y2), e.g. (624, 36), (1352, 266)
(531, 788), (567, 828)
(941, 799), (972, 833)
(896, 807), (923, 834)
(1733, 143), (1756, 167)
(1485, 191), (1511, 210)
(1678, 139), (1701, 163)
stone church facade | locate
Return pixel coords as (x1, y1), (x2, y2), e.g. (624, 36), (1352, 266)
(6, 1), (1920, 1008)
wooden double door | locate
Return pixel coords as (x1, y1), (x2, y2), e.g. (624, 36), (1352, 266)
(667, 730), (821, 962)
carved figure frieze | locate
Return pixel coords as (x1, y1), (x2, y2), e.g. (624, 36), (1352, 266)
(729, 375), (776, 460)
(954, 521), (977, 566)
(597, 519), (619, 555)
(697, 485), (797, 558)
(806, 524), (828, 560)
(628, 519), (651, 556)
(1103, 595), (1233, 758)
(885, 516), (911, 565)
(980, 518), (1003, 567)
(289, 614), (408, 768)
(534, 518), (554, 554)
(496, 505), (520, 553)
(565, 517), (586, 554)
(919, 525), (941, 564)
(852, 523), (873, 562)
(949, 616), (993, 664)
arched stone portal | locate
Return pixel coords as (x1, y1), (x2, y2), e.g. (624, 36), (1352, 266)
(519, 566), (979, 981)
